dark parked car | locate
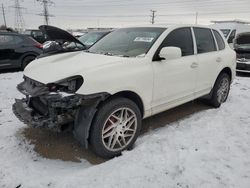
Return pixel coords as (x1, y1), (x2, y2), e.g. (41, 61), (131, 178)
(38, 25), (112, 57)
(234, 32), (250, 73)
(0, 31), (43, 70)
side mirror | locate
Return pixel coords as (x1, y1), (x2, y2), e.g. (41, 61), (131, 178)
(159, 47), (182, 61)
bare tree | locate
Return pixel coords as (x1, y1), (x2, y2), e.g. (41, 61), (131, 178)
(0, 25), (7, 30)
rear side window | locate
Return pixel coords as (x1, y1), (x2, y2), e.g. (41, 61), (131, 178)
(194, 28), (216, 54)
(160, 27), (194, 56)
(213, 30), (225, 50)
(0, 35), (15, 45)
(13, 36), (24, 44)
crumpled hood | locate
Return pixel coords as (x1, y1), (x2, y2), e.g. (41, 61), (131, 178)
(24, 51), (126, 84)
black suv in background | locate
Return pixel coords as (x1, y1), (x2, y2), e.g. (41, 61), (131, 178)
(234, 32), (250, 73)
(0, 31), (43, 70)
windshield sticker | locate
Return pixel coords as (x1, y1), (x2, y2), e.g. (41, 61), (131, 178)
(134, 37), (154, 42)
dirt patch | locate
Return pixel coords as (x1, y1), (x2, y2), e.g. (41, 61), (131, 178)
(21, 99), (210, 164)
(141, 99), (210, 134)
(22, 128), (106, 164)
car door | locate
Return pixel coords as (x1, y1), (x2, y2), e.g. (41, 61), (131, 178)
(152, 27), (197, 114)
(0, 34), (16, 68)
(193, 27), (220, 97)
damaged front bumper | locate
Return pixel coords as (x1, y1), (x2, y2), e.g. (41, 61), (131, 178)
(13, 76), (109, 147)
(13, 92), (82, 131)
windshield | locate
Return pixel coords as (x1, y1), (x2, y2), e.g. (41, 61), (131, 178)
(78, 32), (107, 47)
(88, 27), (166, 57)
(66, 32), (108, 49)
(220, 29), (231, 38)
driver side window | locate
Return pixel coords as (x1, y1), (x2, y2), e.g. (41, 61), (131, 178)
(159, 27), (194, 57)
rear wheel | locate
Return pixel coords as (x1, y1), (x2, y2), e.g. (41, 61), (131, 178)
(89, 98), (141, 159)
(209, 73), (231, 108)
(21, 56), (35, 70)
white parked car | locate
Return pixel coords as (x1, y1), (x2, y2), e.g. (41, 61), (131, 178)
(13, 25), (236, 158)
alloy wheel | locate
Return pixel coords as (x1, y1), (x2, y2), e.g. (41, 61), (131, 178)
(217, 77), (230, 104)
(101, 107), (137, 152)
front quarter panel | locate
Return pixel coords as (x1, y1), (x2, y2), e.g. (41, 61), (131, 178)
(76, 57), (153, 116)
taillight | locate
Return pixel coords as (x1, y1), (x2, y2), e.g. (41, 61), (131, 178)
(35, 43), (43, 49)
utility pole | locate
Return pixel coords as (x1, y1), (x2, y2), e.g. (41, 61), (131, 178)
(1, 4), (7, 27)
(150, 10), (156, 24)
(195, 12), (198, 25)
(37, 0), (54, 25)
(10, 0), (25, 32)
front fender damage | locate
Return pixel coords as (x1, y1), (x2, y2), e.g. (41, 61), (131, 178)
(73, 93), (109, 148)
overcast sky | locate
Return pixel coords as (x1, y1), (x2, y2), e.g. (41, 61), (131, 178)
(1, 0), (250, 29)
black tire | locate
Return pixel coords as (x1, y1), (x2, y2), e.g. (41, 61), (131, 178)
(89, 97), (142, 159)
(21, 56), (35, 70)
(209, 73), (231, 108)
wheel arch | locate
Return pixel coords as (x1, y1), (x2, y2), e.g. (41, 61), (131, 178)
(109, 90), (145, 118)
(20, 52), (38, 69)
(73, 90), (145, 149)
(219, 67), (232, 81)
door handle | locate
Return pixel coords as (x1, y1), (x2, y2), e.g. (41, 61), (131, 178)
(190, 62), (198, 68)
(216, 57), (222, 63)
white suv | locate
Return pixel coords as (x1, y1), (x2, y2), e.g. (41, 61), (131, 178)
(13, 25), (236, 158)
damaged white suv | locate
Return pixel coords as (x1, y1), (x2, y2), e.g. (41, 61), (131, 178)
(13, 25), (236, 158)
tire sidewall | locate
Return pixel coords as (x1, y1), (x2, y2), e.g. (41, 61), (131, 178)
(211, 73), (230, 107)
(90, 97), (142, 159)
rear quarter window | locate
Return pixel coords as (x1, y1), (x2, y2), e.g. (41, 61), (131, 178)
(194, 28), (216, 54)
(213, 30), (225, 50)
(14, 36), (24, 44)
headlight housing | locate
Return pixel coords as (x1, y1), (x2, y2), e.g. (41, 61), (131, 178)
(47, 76), (83, 93)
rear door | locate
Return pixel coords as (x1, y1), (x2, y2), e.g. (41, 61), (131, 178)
(193, 27), (221, 97)
(0, 34), (16, 68)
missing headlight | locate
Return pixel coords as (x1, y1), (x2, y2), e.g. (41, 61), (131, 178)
(47, 76), (83, 93)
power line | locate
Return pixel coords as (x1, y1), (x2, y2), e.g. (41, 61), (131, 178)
(150, 10), (156, 24)
(36, 0), (54, 25)
(195, 12), (198, 25)
(1, 4), (7, 27)
(55, 0), (250, 8)
(10, 0), (25, 31)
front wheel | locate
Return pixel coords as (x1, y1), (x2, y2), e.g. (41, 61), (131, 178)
(209, 73), (231, 108)
(89, 98), (142, 159)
